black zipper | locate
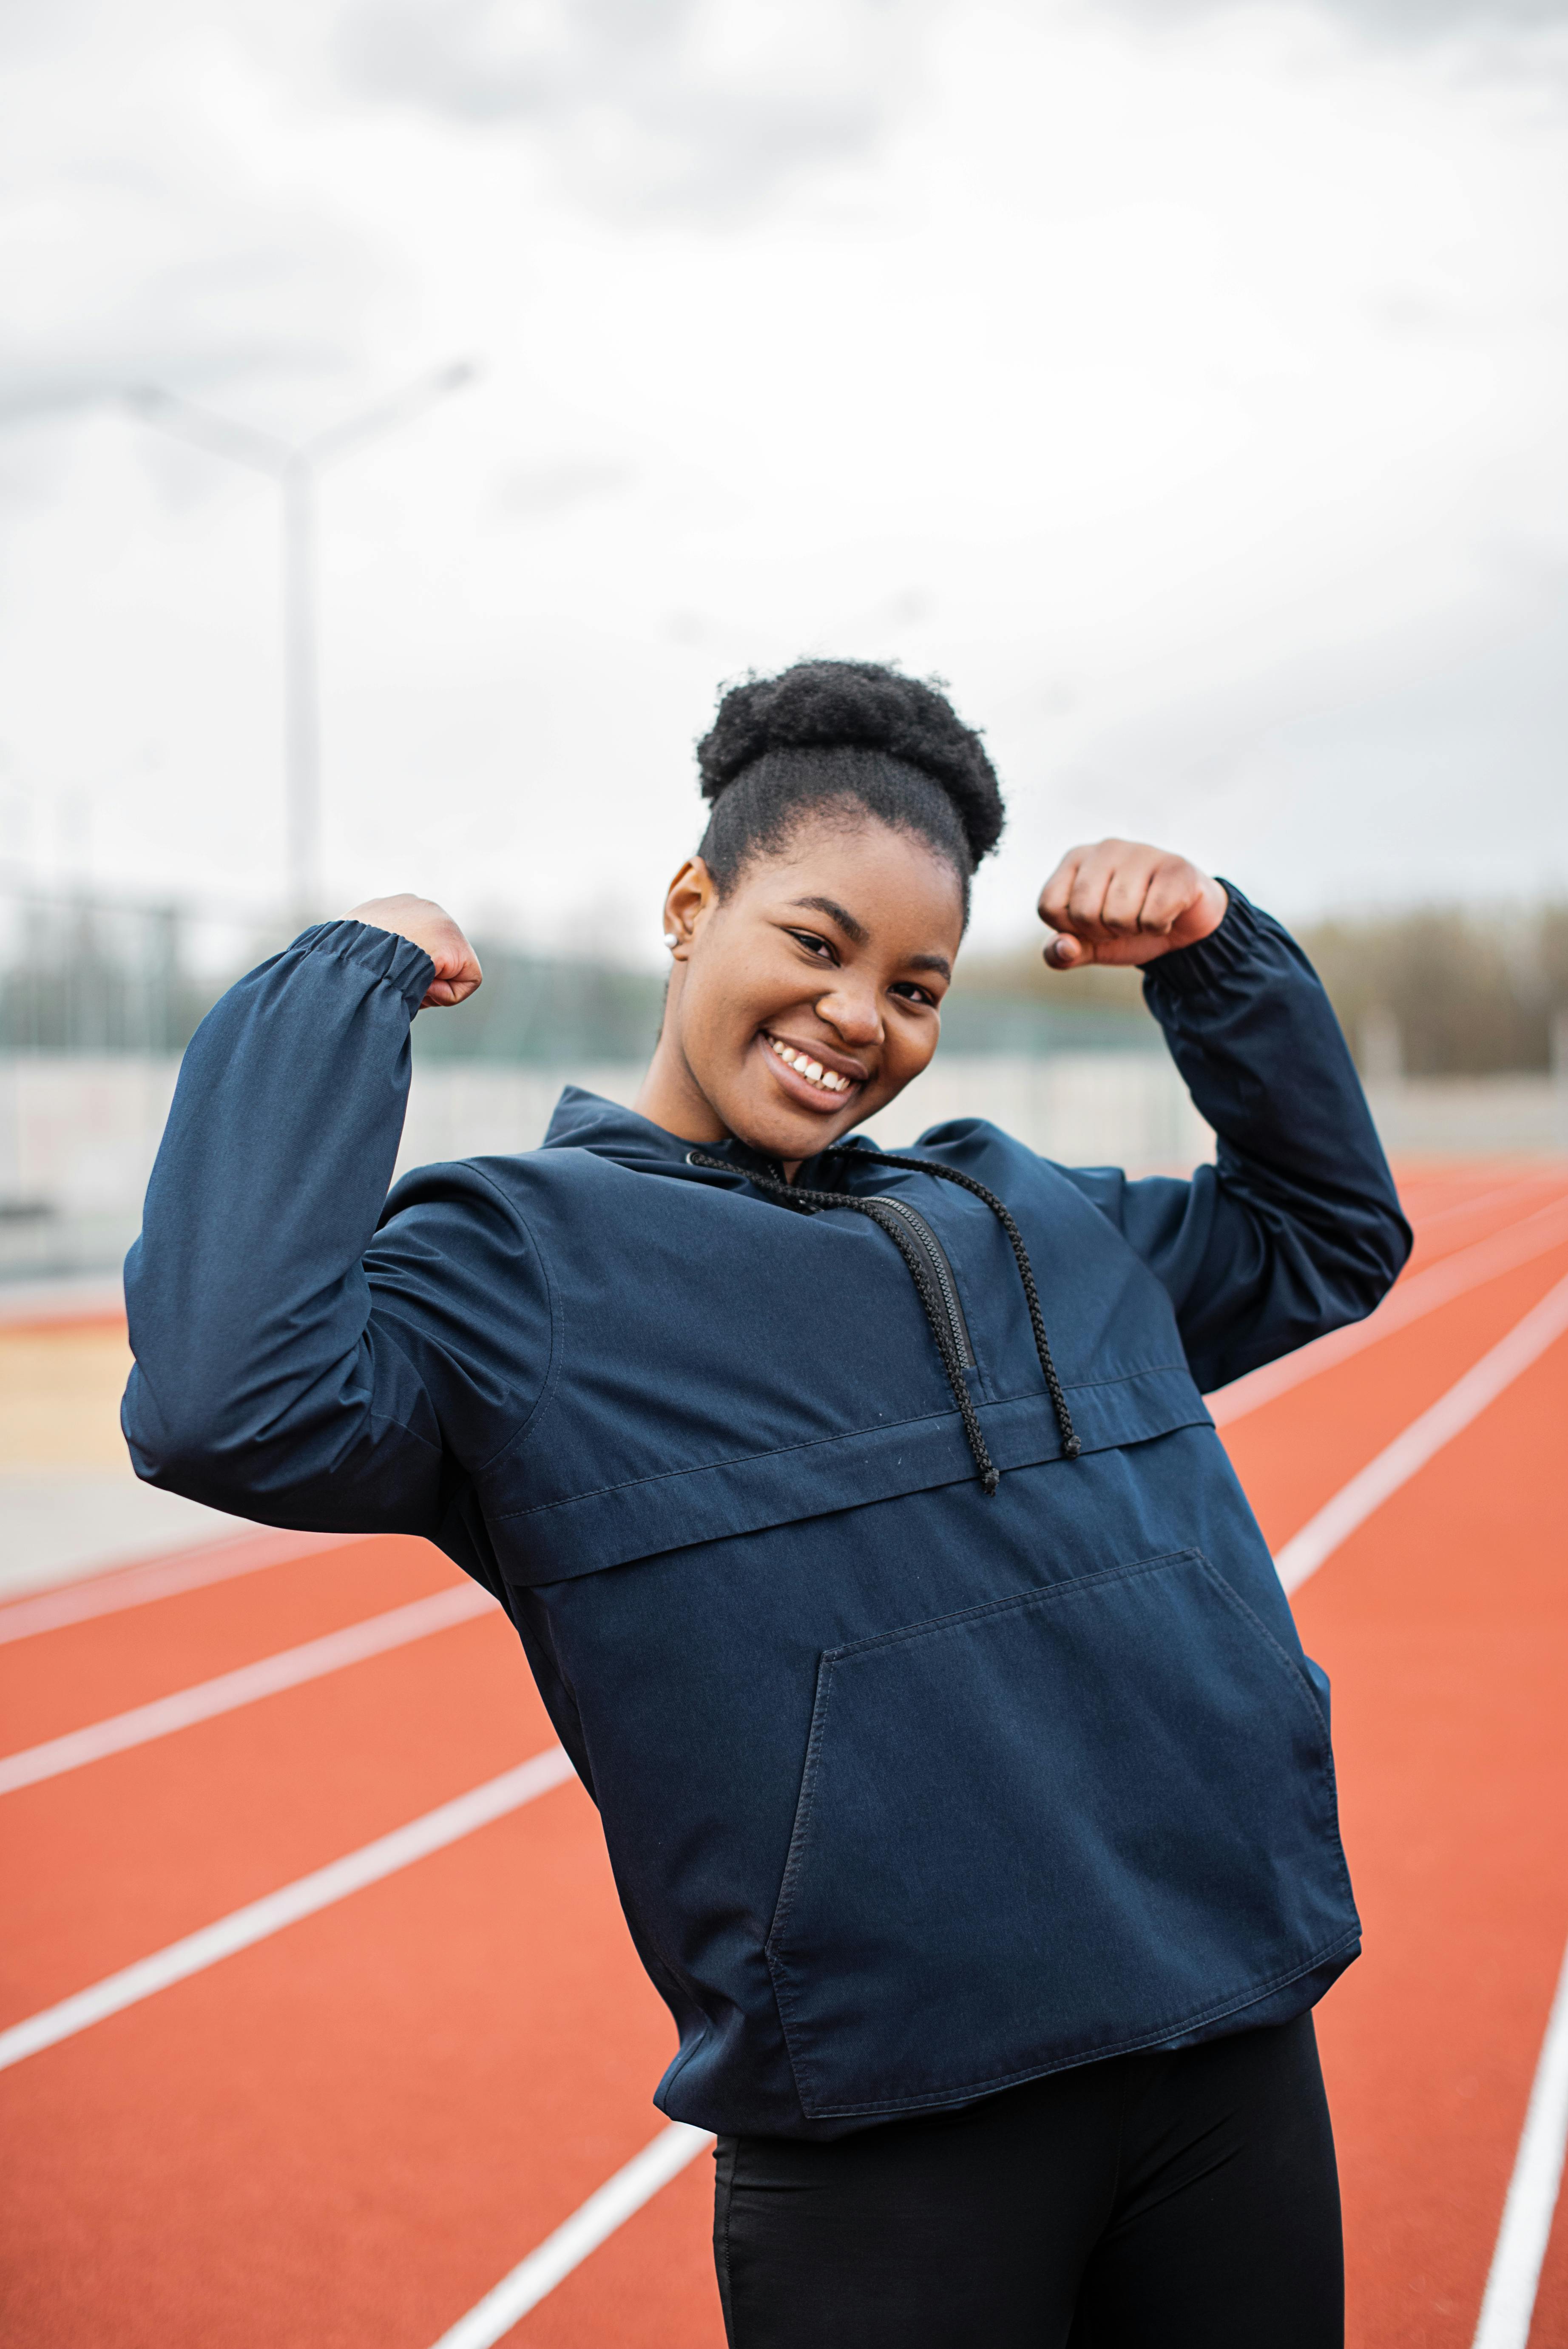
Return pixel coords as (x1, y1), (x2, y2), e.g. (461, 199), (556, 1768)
(864, 1196), (976, 1371)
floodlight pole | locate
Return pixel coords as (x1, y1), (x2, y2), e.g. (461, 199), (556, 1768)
(127, 363), (476, 922)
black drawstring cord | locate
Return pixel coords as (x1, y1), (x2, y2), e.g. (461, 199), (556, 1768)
(843, 1148), (1082, 1463)
(686, 1150), (1002, 1493)
(684, 1144), (1081, 1491)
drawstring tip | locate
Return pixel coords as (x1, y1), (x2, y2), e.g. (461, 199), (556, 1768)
(980, 1467), (1000, 1497)
(1062, 1436), (1082, 1461)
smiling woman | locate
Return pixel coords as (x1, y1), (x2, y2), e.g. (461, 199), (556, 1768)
(123, 656), (1412, 2349)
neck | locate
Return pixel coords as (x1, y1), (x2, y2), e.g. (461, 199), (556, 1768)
(633, 1028), (727, 1149)
(634, 1037), (812, 1183)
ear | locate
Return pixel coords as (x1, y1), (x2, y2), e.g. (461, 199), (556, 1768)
(662, 857), (718, 957)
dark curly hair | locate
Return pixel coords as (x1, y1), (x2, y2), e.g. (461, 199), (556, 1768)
(694, 659), (1004, 920)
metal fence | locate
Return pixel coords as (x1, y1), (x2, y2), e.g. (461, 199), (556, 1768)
(0, 890), (224, 1055)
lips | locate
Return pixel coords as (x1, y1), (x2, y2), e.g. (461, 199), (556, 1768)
(761, 1031), (863, 1099)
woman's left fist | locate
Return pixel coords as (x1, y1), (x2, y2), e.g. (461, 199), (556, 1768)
(1038, 841), (1227, 970)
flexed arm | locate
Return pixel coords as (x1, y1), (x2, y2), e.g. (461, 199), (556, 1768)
(1039, 840), (1411, 1393)
(122, 901), (543, 1537)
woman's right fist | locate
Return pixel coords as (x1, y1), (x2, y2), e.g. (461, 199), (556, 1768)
(344, 895), (483, 1008)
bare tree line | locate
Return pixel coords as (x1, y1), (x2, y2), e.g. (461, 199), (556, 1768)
(958, 905), (1568, 1079)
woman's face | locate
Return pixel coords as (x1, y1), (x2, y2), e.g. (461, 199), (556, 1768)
(645, 817), (967, 1165)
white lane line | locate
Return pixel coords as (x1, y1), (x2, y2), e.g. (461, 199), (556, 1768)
(1415, 1173), (1568, 1235)
(1275, 1267), (1568, 1596)
(1471, 1932), (1568, 2349)
(427, 2123), (715, 2349)
(0, 1530), (351, 1647)
(0, 1746), (574, 2074)
(0, 1582), (499, 1795)
(1213, 1196), (1568, 1428)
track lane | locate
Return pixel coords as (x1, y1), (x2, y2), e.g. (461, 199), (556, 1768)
(0, 1533), (469, 1748)
(426, 2124), (715, 2349)
(0, 1529), (348, 1645)
(0, 1750), (575, 2072)
(1221, 1239), (1568, 1558)
(0, 1775), (703, 2349)
(505, 2155), (724, 2349)
(1212, 1195), (1568, 1432)
(1275, 1271), (1568, 1595)
(1401, 1170), (1568, 1250)
(0, 1609), (545, 2022)
(0, 1582), (497, 1795)
(1291, 1305), (1568, 2348)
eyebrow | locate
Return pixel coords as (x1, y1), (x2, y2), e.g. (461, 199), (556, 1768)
(790, 895), (869, 945)
(788, 896), (952, 983)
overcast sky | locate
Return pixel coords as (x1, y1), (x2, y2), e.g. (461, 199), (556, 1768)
(1, 0), (1565, 957)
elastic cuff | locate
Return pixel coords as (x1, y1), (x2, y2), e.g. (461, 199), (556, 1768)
(290, 919), (436, 1016)
(1139, 881), (1260, 1000)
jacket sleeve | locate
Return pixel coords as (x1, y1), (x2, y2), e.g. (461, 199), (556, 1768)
(1062, 887), (1412, 1394)
(121, 920), (552, 1537)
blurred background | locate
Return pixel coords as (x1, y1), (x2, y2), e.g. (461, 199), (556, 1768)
(3, 0), (1568, 1282)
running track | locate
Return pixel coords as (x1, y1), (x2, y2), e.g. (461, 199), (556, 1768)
(3, 1162), (1568, 2349)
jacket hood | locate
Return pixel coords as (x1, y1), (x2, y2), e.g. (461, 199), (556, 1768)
(540, 1084), (864, 1190)
(541, 1085), (692, 1164)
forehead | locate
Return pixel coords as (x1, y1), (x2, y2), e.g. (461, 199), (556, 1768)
(740, 819), (966, 947)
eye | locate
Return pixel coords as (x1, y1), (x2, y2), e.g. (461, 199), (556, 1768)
(786, 928), (838, 963)
(891, 982), (939, 1008)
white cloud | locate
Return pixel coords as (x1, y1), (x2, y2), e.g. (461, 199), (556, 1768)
(335, 0), (935, 216)
(0, 13), (382, 427)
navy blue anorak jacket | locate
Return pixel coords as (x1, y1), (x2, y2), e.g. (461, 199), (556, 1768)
(122, 889), (1410, 2139)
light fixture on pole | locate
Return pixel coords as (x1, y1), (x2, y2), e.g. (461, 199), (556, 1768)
(126, 362), (477, 921)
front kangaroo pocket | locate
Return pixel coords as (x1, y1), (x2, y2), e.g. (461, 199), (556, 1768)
(764, 1547), (1356, 2121)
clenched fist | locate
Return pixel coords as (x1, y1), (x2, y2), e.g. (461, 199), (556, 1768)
(344, 894), (483, 1008)
(1038, 841), (1227, 971)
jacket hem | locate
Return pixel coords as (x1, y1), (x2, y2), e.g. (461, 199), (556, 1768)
(781, 1925), (1363, 2123)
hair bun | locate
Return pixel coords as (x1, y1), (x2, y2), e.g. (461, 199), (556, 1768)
(697, 659), (1004, 865)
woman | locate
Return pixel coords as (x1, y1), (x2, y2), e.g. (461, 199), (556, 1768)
(124, 659), (1409, 2346)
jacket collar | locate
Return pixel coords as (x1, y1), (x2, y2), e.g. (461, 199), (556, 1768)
(540, 1085), (868, 1192)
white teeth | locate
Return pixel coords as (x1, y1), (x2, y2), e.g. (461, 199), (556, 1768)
(766, 1034), (853, 1093)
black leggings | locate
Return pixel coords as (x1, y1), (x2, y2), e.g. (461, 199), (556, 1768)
(713, 2014), (1342, 2348)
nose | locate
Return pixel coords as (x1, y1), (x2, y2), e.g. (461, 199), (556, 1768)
(815, 980), (883, 1049)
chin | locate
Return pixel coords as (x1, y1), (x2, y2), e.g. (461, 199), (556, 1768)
(727, 1094), (852, 1161)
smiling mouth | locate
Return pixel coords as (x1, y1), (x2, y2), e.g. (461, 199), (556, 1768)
(762, 1031), (860, 1096)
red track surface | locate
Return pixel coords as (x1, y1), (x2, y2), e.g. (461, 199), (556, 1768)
(4, 1160), (1568, 2348)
